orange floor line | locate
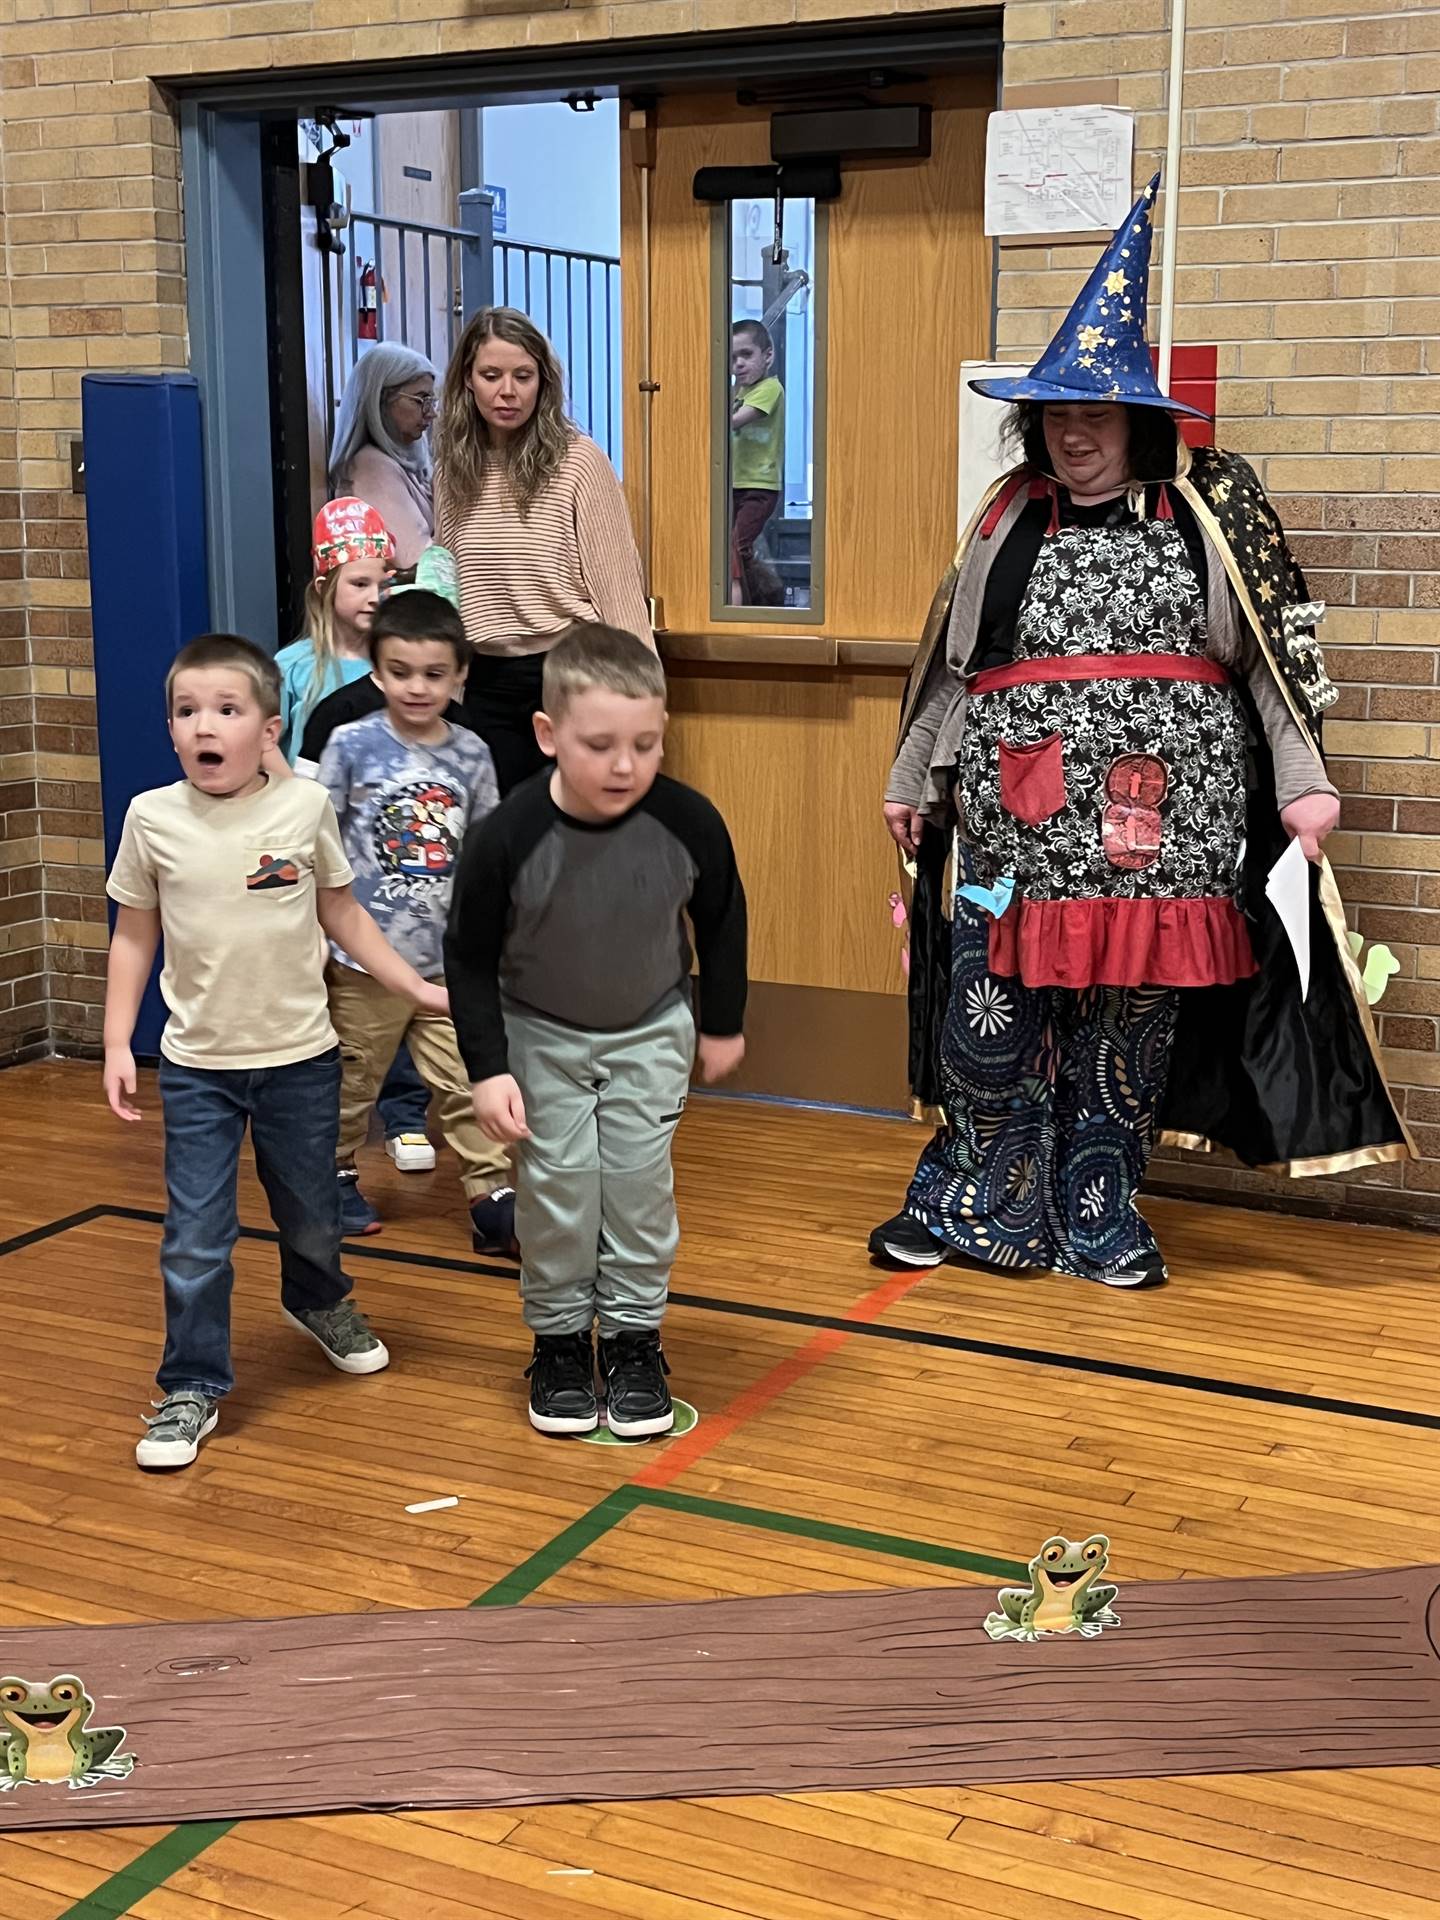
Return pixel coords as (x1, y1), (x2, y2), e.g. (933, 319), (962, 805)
(635, 1264), (934, 1491)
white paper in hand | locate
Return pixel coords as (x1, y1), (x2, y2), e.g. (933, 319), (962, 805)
(1265, 836), (1311, 1001)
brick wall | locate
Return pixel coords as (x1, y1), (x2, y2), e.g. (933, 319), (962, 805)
(0, 0), (1436, 1218)
(0, 110), (47, 1061)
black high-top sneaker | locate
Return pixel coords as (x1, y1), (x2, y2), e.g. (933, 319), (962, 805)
(524, 1331), (598, 1435)
(599, 1330), (674, 1438)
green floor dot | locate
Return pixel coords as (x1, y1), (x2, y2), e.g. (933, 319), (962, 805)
(579, 1399), (699, 1445)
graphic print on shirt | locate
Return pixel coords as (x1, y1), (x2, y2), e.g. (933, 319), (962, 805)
(246, 855), (301, 890)
(372, 779), (465, 901)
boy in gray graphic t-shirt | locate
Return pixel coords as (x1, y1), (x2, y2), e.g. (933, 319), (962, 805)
(446, 624), (748, 1440)
(318, 588), (516, 1252)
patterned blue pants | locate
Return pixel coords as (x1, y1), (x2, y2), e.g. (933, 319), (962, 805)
(905, 886), (1179, 1280)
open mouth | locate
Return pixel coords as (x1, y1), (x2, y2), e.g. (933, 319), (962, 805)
(14, 1712), (63, 1729)
(1046, 1570), (1083, 1588)
(196, 751), (224, 767)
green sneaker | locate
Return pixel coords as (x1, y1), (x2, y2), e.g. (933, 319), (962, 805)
(136, 1391), (218, 1470)
(282, 1300), (390, 1375)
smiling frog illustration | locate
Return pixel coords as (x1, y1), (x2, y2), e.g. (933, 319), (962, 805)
(0, 1676), (136, 1790)
(984, 1534), (1119, 1642)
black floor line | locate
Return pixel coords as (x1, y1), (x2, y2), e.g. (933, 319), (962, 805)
(5, 1205), (1439, 1434)
(0, 1204), (114, 1258)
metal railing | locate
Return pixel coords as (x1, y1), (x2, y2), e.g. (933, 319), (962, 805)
(335, 209), (475, 382)
(494, 238), (621, 466)
(324, 199), (622, 469)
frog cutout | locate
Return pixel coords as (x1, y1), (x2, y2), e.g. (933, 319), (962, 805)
(984, 1534), (1120, 1642)
(1346, 930), (1400, 1008)
(1102, 755), (1167, 872)
(0, 1676), (136, 1790)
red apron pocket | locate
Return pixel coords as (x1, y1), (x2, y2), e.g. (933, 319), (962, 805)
(998, 733), (1067, 827)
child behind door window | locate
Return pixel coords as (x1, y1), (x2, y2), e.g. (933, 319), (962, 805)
(729, 319), (786, 607)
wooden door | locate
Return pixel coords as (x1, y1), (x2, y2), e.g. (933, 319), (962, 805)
(621, 74), (993, 1106)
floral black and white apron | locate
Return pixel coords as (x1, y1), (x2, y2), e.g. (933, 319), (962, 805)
(959, 513), (1255, 989)
(904, 510), (1255, 1281)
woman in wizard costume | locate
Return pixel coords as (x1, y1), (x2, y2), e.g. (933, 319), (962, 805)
(871, 176), (1410, 1289)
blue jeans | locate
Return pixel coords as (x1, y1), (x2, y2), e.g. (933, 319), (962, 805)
(376, 1041), (431, 1138)
(157, 1047), (352, 1400)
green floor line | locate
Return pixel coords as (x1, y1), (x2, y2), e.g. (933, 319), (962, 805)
(634, 1487), (1027, 1582)
(56, 1821), (234, 1920)
(470, 1488), (640, 1608)
(55, 1485), (996, 1919)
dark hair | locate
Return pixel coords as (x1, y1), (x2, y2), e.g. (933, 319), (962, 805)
(166, 634), (280, 718)
(368, 589), (471, 673)
(1009, 401), (1181, 485)
(542, 621), (665, 718)
(732, 319), (774, 354)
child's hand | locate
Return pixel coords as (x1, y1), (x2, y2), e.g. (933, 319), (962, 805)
(104, 1046), (143, 1122)
(473, 1074), (530, 1143)
(416, 980), (450, 1017)
(696, 1033), (746, 1084)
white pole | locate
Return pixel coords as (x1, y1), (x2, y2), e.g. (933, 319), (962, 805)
(1157, 0), (1187, 393)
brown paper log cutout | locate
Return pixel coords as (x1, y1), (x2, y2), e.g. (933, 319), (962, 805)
(1, 1563), (1438, 1831)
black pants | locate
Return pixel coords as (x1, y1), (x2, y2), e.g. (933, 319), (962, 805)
(464, 652), (548, 795)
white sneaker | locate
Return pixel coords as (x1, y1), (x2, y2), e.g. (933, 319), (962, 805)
(386, 1132), (436, 1173)
(136, 1391), (218, 1470)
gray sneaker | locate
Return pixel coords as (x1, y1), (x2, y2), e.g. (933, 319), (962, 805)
(282, 1300), (390, 1375)
(136, 1391), (218, 1470)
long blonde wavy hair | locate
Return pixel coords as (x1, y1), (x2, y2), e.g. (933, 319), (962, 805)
(435, 307), (573, 518)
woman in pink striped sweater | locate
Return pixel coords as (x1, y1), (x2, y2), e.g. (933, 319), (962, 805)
(435, 307), (652, 793)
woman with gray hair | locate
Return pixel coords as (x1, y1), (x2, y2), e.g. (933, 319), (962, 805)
(329, 343), (437, 569)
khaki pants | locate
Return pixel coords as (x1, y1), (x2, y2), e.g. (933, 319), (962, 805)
(504, 992), (694, 1337)
(328, 963), (510, 1197)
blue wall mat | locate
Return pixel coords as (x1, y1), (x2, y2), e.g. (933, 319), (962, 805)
(83, 373), (211, 1058)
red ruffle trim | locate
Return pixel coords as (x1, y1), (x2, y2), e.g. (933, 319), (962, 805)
(988, 895), (1257, 989)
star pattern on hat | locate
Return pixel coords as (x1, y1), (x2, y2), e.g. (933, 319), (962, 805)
(967, 172), (1210, 421)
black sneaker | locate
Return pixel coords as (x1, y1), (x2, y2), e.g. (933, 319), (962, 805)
(867, 1211), (948, 1268)
(599, 1330), (674, 1438)
(470, 1186), (519, 1257)
(1062, 1252), (1169, 1289)
(525, 1332), (598, 1435)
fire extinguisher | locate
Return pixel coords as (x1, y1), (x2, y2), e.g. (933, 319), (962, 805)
(358, 260), (378, 340)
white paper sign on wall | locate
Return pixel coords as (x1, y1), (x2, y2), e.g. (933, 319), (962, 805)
(984, 107), (1135, 238)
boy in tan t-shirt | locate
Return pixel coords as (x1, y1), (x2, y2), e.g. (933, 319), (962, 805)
(104, 634), (447, 1471)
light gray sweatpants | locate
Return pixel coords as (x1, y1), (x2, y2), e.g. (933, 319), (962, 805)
(503, 992), (695, 1338)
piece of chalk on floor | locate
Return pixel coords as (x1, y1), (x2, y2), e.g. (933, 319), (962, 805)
(548, 1869), (594, 1876)
(404, 1497), (460, 1514)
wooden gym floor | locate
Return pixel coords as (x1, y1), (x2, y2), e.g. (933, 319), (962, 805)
(1, 1055), (1438, 1920)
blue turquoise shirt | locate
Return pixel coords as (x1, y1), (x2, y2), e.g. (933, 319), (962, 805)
(275, 640), (372, 765)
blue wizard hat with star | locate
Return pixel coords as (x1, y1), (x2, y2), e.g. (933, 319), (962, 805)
(971, 173), (1211, 421)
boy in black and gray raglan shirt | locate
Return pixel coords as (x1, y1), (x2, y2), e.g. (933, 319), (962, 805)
(445, 624), (747, 1440)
